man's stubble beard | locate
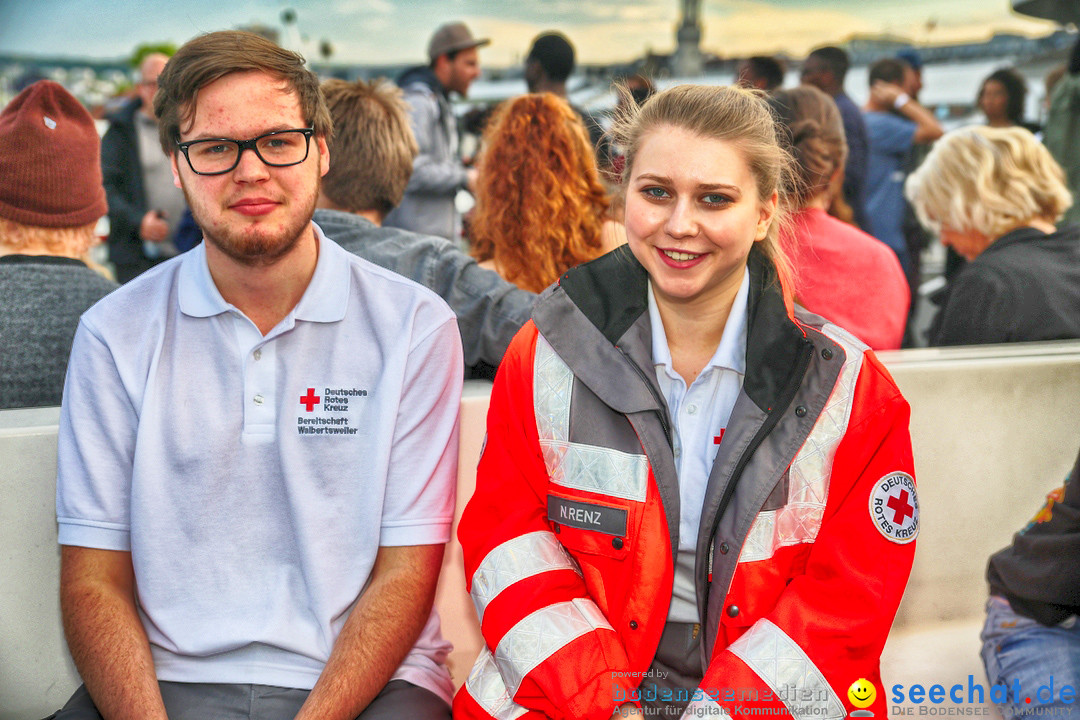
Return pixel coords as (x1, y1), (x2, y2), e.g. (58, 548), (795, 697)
(181, 175), (321, 269)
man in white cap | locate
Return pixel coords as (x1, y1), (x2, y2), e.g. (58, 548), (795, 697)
(384, 22), (489, 243)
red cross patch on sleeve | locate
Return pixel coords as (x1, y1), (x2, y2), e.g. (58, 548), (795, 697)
(869, 472), (919, 544)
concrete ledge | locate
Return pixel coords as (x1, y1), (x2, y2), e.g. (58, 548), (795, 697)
(0, 406), (75, 720)
(882, 617), (1001, 717)
(882, 341), (1080, 627)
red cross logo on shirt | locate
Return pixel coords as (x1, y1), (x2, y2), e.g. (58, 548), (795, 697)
(887, 489), (915, 525)
(300, 388), (321, 412)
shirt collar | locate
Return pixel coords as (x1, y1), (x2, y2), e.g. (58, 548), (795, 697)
(649, 265), (749, 377)
(178, 221), (350, 324)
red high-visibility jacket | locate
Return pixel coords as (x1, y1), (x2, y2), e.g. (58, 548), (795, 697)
(454, 248), (917, 720)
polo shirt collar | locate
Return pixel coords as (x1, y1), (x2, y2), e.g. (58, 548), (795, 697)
(649, 265), (749, 378)
(178, 221), (350, 324)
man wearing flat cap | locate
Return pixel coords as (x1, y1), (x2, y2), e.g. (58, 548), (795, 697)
(385, 21), (488, 243)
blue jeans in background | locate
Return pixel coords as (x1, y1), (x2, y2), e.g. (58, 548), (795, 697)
(981, 595), (1080, 719)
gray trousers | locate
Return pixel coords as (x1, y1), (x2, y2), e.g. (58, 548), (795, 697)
(49, 679), (450, 720)
(638, 621), (705, 717)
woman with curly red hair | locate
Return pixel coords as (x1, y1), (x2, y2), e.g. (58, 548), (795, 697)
(470, 93), (610, 293)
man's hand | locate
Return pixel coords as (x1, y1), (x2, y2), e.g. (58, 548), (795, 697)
(869, 80), (943, 144)
(139, 210), (169, 243)
(870, 81), (905, 108)
(294, 544), (445, 720)
(465, 167), (479, 195)
(60, 546), (169, 720)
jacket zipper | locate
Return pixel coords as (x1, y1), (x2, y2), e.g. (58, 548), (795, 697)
(616, 346), (672, 446)
(706, 339), (814, 587)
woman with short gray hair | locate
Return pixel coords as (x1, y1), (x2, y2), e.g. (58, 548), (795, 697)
(905, 125), (1080, 346)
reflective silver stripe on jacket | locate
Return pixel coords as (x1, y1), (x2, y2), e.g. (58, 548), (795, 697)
(494, 597), (614, 698)
(464, 647), (529, 720)
(738, 324), (866, 563)
(729, 618), (846, 720)
(533, 336), (649, 502)
(471, 531), (581, 623)
(680, 697), (732, 718)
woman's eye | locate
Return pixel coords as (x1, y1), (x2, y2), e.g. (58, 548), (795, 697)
(643, 187), (668, 199)
(703, 194), (730, 205)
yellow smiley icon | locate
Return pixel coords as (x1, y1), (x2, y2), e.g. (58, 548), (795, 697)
(848, 678), (876, 709)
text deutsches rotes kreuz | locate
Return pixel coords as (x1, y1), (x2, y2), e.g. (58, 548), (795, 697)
(296, 386), (367, 436)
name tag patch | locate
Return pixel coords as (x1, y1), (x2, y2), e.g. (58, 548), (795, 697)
(296, 386), (367, 436)
(547, 496), (627, 536)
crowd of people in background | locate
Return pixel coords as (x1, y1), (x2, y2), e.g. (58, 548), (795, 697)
(5, 28), (1079, 404)
(2, 23), (1078, 403)
(1, 18), (1079, 720)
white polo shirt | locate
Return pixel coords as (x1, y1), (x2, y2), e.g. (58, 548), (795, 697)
(649, 267), (749, 623)
(56, 224), (463, 702)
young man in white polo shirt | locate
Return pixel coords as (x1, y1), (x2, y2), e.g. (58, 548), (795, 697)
(53, 31), (462, 720)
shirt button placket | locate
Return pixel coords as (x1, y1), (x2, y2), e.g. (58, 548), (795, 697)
(246, 340), (276, 431)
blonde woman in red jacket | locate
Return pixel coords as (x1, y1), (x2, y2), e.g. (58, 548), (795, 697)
(455, 85), (918, 720)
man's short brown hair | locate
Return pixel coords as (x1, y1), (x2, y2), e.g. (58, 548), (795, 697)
(320, 78), (418, 218)
(868, 58), (909, 87)
(154, 30), (332, 155)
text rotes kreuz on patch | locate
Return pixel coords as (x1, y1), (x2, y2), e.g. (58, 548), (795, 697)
(296, 386), (367, 436)
(869, 471), (919, 544)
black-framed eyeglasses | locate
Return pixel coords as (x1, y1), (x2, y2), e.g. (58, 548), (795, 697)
(176, 128), (315, 176)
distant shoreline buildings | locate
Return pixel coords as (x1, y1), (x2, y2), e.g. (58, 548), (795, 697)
(1, 26), (1075, 117)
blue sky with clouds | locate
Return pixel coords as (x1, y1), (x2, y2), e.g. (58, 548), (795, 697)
(0, 0), (1060, 66)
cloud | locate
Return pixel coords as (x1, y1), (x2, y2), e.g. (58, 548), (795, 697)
(1, 0), (1064, 68)
(701, 2), (872, 56)
(330, 0), (396, 14)
(689, 0), (1057, 58)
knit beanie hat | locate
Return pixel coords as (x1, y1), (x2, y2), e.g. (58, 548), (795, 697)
(0, 80), (108, 228)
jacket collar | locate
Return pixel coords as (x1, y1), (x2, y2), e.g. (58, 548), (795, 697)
(983, 223), (1079, 256)
(106, 96), (143, 126)
(312, 207), (376, 233)
(396, 65), (448, 99)
(534, 244), (806, 415)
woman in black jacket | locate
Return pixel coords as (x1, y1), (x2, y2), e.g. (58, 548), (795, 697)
(905, 125), (1080, 346)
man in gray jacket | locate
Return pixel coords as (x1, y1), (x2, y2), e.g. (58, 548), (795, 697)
(315, 77), (533, 377)
(383, 22), (487, 243)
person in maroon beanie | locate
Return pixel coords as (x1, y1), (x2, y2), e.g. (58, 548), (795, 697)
(0, 80), (117, 409)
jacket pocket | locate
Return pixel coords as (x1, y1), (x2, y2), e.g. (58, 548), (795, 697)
(547, 491), (632, 560)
